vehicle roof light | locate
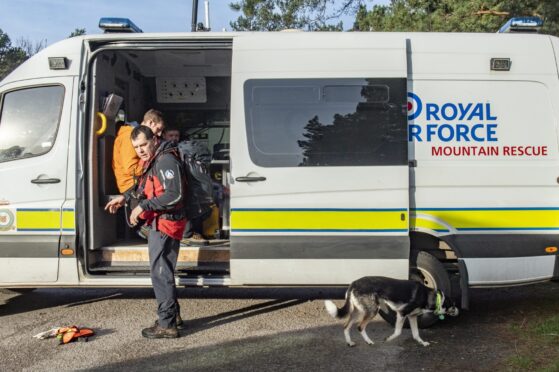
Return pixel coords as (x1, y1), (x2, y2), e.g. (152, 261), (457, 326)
(98, 17), (143, 33)
(498, 16), (543, 33)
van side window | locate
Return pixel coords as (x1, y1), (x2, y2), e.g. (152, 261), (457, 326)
(244, 78), (407, 167)
(0, 85), (65, 163)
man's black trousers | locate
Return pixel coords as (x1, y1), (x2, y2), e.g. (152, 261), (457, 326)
(148, 229), (180, 328)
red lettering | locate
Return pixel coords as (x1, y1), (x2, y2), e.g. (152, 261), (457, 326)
(502, 145), (548, 156)
(431, 145), (548, 157)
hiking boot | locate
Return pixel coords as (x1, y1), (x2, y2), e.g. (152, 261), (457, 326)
(141, 325), (179, 339)
(154, 314), (184, 329)
(182, 232), (208, 246)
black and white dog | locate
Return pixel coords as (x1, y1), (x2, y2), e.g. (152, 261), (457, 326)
(325, 276), (459, 347)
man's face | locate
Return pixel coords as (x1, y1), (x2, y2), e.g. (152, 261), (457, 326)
(165, 130), (180, 143)
(132, 132), (157, 162)
(146, 119), (165, 137)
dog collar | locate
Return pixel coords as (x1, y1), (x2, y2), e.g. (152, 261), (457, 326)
(435, 292), (445, 320)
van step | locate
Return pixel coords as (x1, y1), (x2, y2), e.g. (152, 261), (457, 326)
(96, 244), (230, 263)
(89, 261), (229, 273)
(89, 244), (230, 274)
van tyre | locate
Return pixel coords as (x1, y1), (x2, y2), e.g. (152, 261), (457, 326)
(379, 251), (451, 329)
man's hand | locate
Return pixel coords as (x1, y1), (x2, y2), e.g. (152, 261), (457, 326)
(104, 195), (125, 214)
(129, 205), (144, 226)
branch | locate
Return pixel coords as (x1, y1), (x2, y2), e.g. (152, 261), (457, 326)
(475, 10), (510, 17)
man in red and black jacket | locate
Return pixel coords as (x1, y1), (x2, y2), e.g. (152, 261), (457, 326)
(105, 125), (186, 339)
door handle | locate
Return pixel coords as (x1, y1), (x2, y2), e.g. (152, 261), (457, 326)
(31, 177), (61, 184)
(235, 176), (266, 182)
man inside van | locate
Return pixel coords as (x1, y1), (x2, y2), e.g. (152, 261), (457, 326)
(105, 125), (186, 339)
(113, 109), (166, 194)
(163, 127), (181, 143)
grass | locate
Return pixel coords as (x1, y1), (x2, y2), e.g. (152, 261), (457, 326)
(504, 314), (559, 371)
(534, 315), (559, 337)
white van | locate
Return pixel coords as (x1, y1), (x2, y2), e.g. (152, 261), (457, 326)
(1, 23), (558, 319)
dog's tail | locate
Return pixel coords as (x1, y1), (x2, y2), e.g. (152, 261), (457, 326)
(324, 291), (351, 319)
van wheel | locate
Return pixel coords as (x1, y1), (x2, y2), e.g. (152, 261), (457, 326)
(379, 251), (451, 329)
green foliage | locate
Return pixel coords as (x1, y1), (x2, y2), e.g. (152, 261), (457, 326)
(540, 360), (559, 372)
(228, 0), (353, 31)
(507, 355), (536, 370)
(505, 313), (559, 371)
(0, 29), (28, 81)
(534, 314), (559, 336)
(69, 28), (86, 38)
(355, 0), (559, 36)
(229, 0), (559, 34)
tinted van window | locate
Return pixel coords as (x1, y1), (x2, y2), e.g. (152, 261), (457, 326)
(244, 79), (407, 167)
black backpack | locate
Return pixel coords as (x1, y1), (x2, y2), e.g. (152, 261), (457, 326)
(177, 140), (214, 219)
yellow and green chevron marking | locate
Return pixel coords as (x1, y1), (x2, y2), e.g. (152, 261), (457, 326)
(411, 207), (559, 232)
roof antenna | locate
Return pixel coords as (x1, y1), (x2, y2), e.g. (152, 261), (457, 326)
(204, 0), (211, 31)
(191, 0), (199, 32)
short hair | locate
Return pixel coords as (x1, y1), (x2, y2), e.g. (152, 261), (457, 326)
(143, 109), (164, 124)
(131, 125), (154, 141)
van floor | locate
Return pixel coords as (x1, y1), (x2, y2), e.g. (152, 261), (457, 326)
(88, 239), (230, 275)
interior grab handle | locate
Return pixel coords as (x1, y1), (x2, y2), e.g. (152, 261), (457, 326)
(235, 176), (266, 182)
(96, 112), (107, 136)
(31, 177), (61, 184)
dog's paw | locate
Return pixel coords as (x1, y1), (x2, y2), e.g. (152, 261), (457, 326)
(347, 341), (356, 347)
(421, 341), (430, 347)
(366, 340), (374, 346)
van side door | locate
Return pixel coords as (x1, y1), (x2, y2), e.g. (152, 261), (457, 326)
(230, 34), (409, 285)
(0, 77), (74, 284)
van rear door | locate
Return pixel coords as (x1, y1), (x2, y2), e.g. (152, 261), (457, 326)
(0, 77), (74, 284)
(230, 33), (410, 285)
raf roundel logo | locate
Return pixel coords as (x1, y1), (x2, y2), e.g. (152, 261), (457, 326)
(407, 92), (422, 120)
(0, 209), (15, 231)
(164, 170), (175, 180)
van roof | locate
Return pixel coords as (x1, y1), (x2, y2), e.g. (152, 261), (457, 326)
(1, 31), (557, 87)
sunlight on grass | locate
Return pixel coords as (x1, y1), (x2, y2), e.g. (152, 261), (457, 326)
(508, 355), (535, 370)
(505, 315), (559, 372)
(534, 315), (559, 337)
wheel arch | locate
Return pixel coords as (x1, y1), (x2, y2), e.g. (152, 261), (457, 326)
(410, 231), (469, 310)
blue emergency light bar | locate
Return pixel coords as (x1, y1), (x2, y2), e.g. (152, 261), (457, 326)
(99, 17), (143, 33)
(498, 17), (543, 33)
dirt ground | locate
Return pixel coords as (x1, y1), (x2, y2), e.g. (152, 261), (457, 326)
(2, 281), (559, 371)
(392, 281), (559, 371)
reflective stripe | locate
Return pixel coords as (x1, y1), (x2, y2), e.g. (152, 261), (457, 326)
(62, 209), (76, 231)
(412, 208), (559, 232)
(16, 209), (75, 232)
(411, 215), (449, 232)
(231, 209), (408, 233)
